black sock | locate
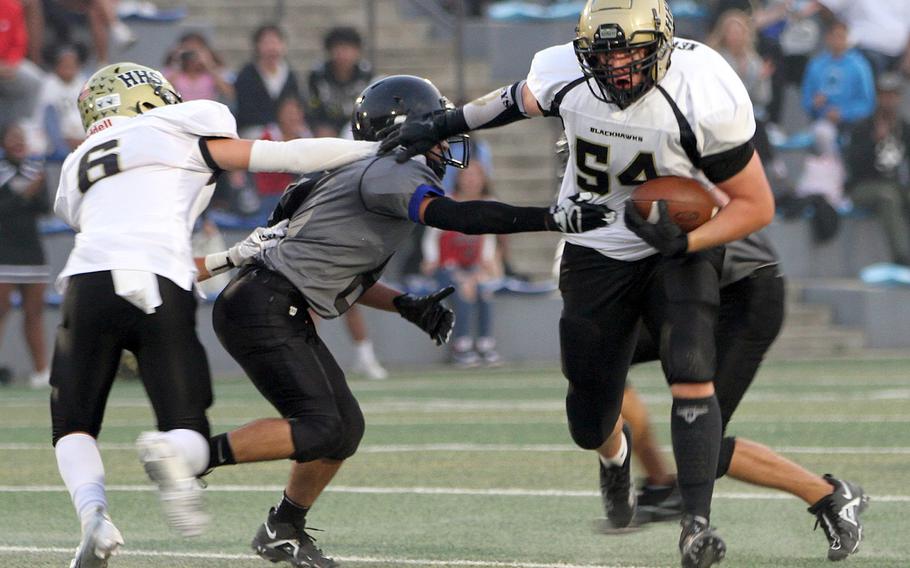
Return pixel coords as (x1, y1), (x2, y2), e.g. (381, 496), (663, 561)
(207, 433), (236, 470)
(274, 492), (309, 528)
(671, 395), (722, 521)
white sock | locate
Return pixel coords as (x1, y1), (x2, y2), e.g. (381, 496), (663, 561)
(355, 340), (376, 363)
(55, 433), (108, 530)
(600, 430), (628, 467)
(159, 429), (210, 476)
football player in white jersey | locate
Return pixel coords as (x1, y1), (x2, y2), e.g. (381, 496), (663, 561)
(384, 1), (775, 566)
(51, 62), (380, 568)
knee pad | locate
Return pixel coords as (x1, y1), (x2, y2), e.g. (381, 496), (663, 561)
(326, 407), (365, 461)
(662, 304), (717, 383)
(559, 315), (605, 388)
(565, 385), (622, 450)
(716, 436), (736, 478)
(288, 415), (344, 463)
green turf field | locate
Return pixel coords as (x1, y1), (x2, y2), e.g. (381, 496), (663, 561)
(1, 358), (908, 567)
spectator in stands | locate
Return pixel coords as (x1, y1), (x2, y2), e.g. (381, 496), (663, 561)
(816, 0), (910, 77)
(52, 0), (136, 64)
(234, 24), (300, 138)
(0, 122), (49, 387)
(41, 44), (86, 161)
(708, 10), (773, 119)
(422, 158), (502, 368)
(844, 73), (910, 266)
(164, 32), (234, 104)
(753, 1), (822, 128)
(307, 26), (373, 137)
(0, 0), (44, 130)
(801, 20), (875, 129)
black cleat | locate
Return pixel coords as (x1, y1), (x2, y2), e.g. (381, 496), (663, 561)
(251, 507), (338, 567)
(679, 515), (726, 568)
(599, 423), (636, 528)
(808, 474), (870, 561)
(633, 477), (683, 525)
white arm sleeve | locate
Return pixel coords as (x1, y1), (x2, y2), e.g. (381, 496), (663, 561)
(248, 138), (379, 174)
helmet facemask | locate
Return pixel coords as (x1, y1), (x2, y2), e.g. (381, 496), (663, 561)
(423, 110), (470, 178)
(574, 27), (664, 109)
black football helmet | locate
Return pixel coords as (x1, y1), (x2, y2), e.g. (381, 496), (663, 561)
(351, 74), (469, 177)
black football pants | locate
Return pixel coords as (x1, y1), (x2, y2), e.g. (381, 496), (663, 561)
(558, 243), (723, 450)
(632, 265), (786, 430)
(212, 265), (364, 462)
(50, 271), (213, 444)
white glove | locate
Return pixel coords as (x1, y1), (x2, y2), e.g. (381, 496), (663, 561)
(228, 219), (289, 265)
(204, 219), (289, 276)
(548, 192), (616, 234)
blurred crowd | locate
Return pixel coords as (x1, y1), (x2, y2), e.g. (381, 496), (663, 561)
(2, 0), (910, 376)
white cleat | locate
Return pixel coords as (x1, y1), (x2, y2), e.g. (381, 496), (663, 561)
(136, 431), (209, 537)
(69, 507), (123, 568)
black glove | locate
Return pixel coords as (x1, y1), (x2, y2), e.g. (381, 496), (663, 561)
(623, 200), (689, 257)
(378, 109), (462, 163)
(547, 192), (616, 233)
(393, 286), (456, 345)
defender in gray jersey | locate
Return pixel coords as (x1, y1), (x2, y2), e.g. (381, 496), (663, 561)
(624, 232), (869, 561)
(199, 75), (614, 568)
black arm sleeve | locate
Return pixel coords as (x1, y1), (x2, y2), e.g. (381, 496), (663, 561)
(701, 140), (755, 184)
(423, 197), (552, 234)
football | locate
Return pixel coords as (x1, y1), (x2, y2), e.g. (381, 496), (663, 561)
(630, 176), (719, 233)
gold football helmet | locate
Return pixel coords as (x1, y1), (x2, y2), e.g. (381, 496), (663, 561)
(78, 62), (182, 130)
(574, 0), (674, 108)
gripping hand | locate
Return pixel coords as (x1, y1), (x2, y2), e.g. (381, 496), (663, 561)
(393, 286), (456, 345)
(228, 219), (290, 266)
(548, 192), (616, 234)
(378, 110), (454, 163)
(623, 200), (689, 257)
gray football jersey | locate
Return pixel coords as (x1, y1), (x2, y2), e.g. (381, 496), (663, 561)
(721, 229), (779, 287)
(260, 155), (442, 318)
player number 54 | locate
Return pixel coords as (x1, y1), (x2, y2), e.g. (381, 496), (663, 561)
(575, 137), (657, 195)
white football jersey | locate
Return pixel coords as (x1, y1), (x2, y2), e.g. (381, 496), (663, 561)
(55, 99), (237, 291)
(527, 38), (755, 260)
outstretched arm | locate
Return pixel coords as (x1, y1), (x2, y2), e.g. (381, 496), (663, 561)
(380, 82), (544, 160)
(418, 192), (614, 235)
(203, 137), (379, 173)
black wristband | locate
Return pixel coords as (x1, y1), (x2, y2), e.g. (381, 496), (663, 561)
(436, 108), (470, 138)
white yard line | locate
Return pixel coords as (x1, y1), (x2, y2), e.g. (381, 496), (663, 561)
(0, 546), (659, 568)
(3, 442), (910, 455)
(0, 484), (907, 503)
